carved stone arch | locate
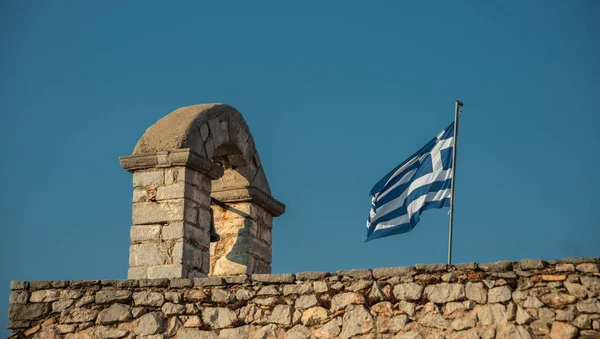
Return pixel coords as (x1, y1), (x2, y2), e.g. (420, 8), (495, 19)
(121, 104), (285, 278)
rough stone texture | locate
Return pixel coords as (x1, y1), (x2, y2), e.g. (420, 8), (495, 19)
(393, 283), (423, 301)
(7, 258), (600, 338)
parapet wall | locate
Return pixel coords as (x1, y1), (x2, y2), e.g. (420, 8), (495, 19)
(8, 258), (600, 338)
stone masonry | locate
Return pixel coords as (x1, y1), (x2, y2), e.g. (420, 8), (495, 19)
(8, 258), (600, 338)
(120, 104), (285, 279)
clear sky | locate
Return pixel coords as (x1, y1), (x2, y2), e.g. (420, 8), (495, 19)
(1, 0), (598, 333)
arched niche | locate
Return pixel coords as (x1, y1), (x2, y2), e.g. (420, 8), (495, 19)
(121, 104), (285, 278)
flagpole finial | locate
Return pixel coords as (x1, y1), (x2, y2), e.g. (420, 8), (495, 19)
(456, 100), (464, 107)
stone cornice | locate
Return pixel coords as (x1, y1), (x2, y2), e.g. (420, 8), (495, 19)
(211, 186), (286, 217)
(120, 148), (224, 180)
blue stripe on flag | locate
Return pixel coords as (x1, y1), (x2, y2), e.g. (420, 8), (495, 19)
(366, 198), (450, 241)
(369, 178), (452, 229)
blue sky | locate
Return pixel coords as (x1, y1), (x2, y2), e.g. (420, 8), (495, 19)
(1, 0), (598, 333)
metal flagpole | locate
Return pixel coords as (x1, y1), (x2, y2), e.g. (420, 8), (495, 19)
(447, 100), (463, 265)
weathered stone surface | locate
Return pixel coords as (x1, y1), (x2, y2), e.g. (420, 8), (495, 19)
(395, 331), (423, 339)
(286, 324), (310, 339)
(95, 290), (132, 304)
(424, 283), (465, 303)
(517, 307), (535, 325)
(451, 312), (477, 330)
(488, 286), (511, 303)
(194, 277), (225, 287)
(314, 318), (341, 338)
(330, 292), (366, 311)
(30, 290), (60, 302)
(296, 272), (330, 280)
(347, 279), (371, 292)
(252, 273), (294, 283)
(495, 324), (532, 339)
(135, 312), (165, 335)
(269, 305), (293, 324)
(10, 281), (28, 290)
(520, 259), (544, 270)
(476, 304), (506, 326)
(540, 293), (578, 308)
(581, 277), (600, 292)
(296, 295), (318, 309)
(556, 306), (576, 322)
(52, 299), (74, 313)
(564, 282), (588, 300)
(367, 282), (387, 303)
(576, 263), (599, 273)
(283, 283), (312, 296)
(9, 291), (28, 304)
(479, 261), (512, 272)
(257, 285), (280, 296)
(236, 289), (255, 301)
(9, 304), (50, 321)
(301, 307), (328, 326)
(398, 300), (416, 316)
(202, 307), (237, 328)
(550, 321), (579, 339)
(523, 296), (544, 308)
(219, 326), (249, 339)
(420, 303), (450, 329)
(574, 314), (592, 329)
(162, 302), (185, 315)
(336, 269), (372, 279)
(177, 328), (217, 339)
(313, 281), (328, 293)
(416, 263), (447, 272)
(96, 304), (132, 324)
(372, 267), (413, 278)
(184, 289), (207, 302)
(61, 307), (98, 323)
(371, 302), (393, 316)
(393, 283), (423, 301)
(211, 289), (235, 303)
(539, 307), (556, 324)
(339, 305), (374, 338)
(530, 319), (551, 336)
(95, 325), (129, 338)
(577, 299), (600, 314)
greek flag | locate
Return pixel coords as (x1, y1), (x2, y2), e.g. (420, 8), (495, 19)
(366, 122), (455, 242)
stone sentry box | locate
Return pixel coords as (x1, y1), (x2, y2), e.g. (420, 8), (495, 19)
(120, 104), (285, 279)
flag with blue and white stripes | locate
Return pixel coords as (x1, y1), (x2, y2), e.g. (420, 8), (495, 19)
(366, 122), (455, 242)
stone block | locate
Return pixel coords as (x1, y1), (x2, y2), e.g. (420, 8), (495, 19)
(129, 243), (168, 267)
(296, 272), (330, 280)
(252, 273), (295, 283)
(9, 291), (28, 304)
(520, 259), (545, 270)
(8, 304), (50, 321)
(479, 261), (513, 272)
(10, 281), (28, 290)
(147, 264), (184, 279)
(416, 263), (448, 272)
(336, 268), (372, 279)
(97, 303), (132, 324)
(132, 200), (185, 225)
(95, 290), (132, 304)
(130, 225), (161, 242)
(373, 266), (414, 278)
(194, 277), (226, 287)
(128, 267), (147, 279)
(133, 170), (164, 187)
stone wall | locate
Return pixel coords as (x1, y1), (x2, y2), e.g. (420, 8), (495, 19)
(7, 258), (600, 338)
